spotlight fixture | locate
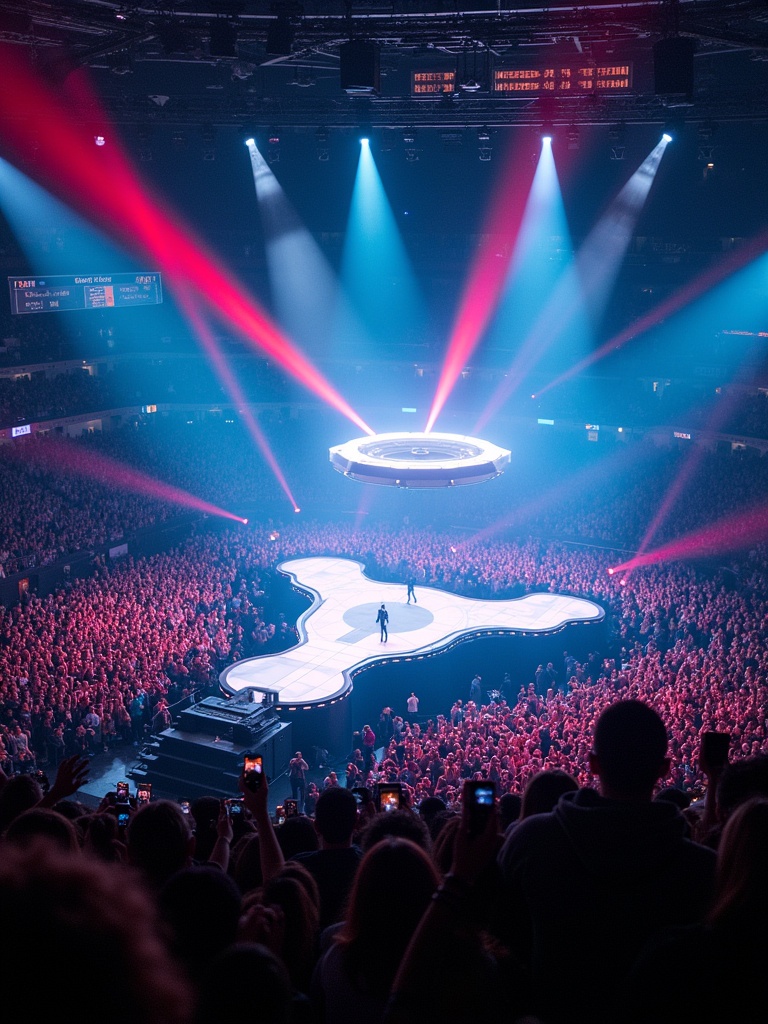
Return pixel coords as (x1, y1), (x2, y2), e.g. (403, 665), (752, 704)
(540, 123), (554, 143)
(662, 132), (673, 143)
(94, 134), (106, 147)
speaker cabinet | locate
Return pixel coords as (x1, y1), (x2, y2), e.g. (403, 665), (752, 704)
(653, 37), (696, 98)
(340, 40), (380, 94)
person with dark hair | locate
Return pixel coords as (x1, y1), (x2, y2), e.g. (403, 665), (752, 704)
(384, 782), (510, 1024)
(4, 806), (82, 853)
(0, 840), (194, 1024)
(289, 751), (309, 812)
(469, 673), (482, 705)
(126, 799), (197, 889)
(196, 943), (294, 1024)
(358, 807), (431, 854)
(498, 792), (522, 832)
(628, 796), (768, 1024)
(417, 796), (447, 838)
(291, 786), (363, 930)
(157, 864), (243, 994)
(276, 814), (320, 860)
(312, 837), (440, 1024)
(376, 603), (388, 643)
(496, 699), (717, 1024)
(519, 768), (579, 819)
(361, 723), (377, 775)
(244, 868), (320, 998)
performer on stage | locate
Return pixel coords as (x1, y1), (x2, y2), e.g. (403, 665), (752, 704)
(289, 750), (309, 812)
(406, 578), (417, 603)
(376, 603), (389, 642)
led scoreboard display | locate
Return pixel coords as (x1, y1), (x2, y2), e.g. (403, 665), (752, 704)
(8, 272), (163, 315)
(494, 63), (632, 93)
(412, 63), (631, 96)
(411, 70), (456, 95)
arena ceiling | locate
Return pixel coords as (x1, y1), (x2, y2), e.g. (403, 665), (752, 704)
(2, 1), (768, 131)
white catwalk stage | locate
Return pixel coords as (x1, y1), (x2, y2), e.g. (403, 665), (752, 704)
(220, 557), (605, 711)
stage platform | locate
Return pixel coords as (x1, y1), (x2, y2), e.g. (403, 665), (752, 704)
(220, 556), (604, 710)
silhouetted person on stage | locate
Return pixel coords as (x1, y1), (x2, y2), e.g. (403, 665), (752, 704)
(407, 579), (416, 604)
(376, 603), (389, 642)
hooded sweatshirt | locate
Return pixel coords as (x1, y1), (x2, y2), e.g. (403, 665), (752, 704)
(496, 787), (716, 1024)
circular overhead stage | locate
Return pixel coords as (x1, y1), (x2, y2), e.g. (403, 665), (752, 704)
(329, 431), (511, 488)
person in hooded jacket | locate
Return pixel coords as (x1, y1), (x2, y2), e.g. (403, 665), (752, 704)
(496, 700), (716, 1024)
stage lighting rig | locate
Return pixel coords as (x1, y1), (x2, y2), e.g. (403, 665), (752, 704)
(330, 431), (511, 489)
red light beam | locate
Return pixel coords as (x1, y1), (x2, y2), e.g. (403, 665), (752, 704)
(424, 135), (533, 433)
(172, 284), (301, 511)
(7, 436), (247, 523)
(610, 500), (768, 574)
(0, 47), (373, 438)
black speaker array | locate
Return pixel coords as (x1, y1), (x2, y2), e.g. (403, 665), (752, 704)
(653, 37), (696, 98)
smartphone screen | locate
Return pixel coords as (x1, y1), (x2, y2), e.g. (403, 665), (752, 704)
(465, 780), (495, 835)
(136, 784), (152, 805)
(378, 784), (402, 813)
(116, 781), (130, 802)
(284, 799), (298, 817)
(179, 800), (191, 815)
(701, 731), (730, 769)
(117, 809), (131, 829)
(226, 798), (243, 816)
(244, 755), (263, 791)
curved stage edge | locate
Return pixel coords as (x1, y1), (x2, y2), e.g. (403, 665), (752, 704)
(219, 557), (605, 754)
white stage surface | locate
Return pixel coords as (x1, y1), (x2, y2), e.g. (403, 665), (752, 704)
(220, 557), (604, 710)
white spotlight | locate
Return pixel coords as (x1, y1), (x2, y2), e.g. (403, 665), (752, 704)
(245, 137), (255, 146)
(662, 132), (673, 143)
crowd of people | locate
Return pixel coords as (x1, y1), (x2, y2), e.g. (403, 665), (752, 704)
(0, 349), (765, 1019)
(1, 701), (766, 1023)
(0, 494), (766, 806)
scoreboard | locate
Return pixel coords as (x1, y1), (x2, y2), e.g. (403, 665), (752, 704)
(8, 272), (163, 315)
(412, 62), (632, 95)
(493, 64), (632, 93)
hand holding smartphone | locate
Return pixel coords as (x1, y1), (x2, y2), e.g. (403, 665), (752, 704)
(700, 730), (730, 773)
(377, 782), (403, 813)
(464, 779), (496, 837)
(243, 755), (264, 792)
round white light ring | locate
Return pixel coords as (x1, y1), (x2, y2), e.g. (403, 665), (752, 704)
(329, 431), (511, 488)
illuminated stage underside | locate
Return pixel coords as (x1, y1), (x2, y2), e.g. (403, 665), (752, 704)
(329, 431), (511, 488)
